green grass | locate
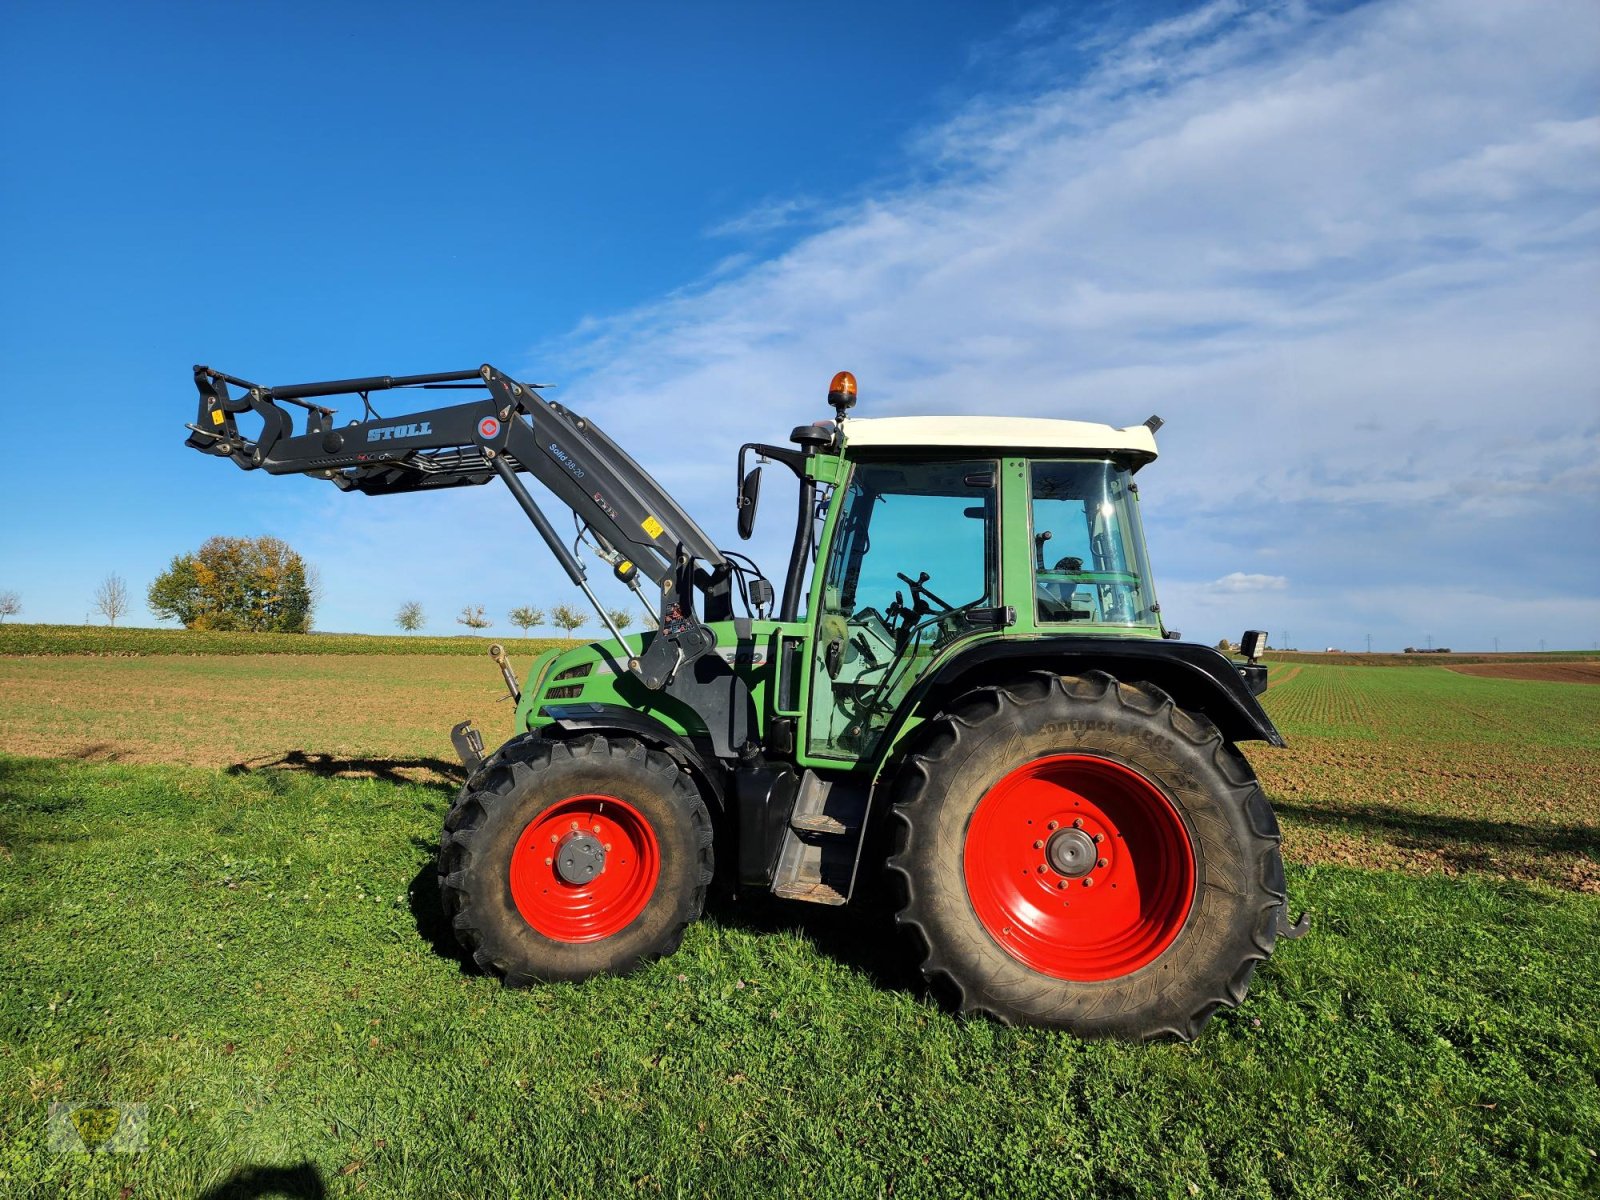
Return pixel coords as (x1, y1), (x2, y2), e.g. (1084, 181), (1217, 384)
(1, 653), (1597, 1195)
(1, 754), (1596, 1199)
(1263, 661), (1600, 745)
(0, 623), (577, 658)
(1264, 651), (1600, 667)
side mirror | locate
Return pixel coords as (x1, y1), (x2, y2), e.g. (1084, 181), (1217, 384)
(737, 466), (762, 540)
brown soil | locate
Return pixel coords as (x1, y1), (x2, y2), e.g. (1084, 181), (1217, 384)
(1448, 662), (1600, 684)
(0, 654), (512, 785)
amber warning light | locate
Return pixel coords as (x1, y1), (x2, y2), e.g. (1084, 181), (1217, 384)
(827, 371), (857, 418)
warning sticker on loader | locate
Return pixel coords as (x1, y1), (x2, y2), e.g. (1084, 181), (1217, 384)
(641, 515), (665, 539)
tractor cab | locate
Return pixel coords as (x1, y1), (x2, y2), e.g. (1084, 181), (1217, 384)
(782, 410), (1163, 768)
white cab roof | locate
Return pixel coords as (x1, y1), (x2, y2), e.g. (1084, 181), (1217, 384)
(840, 415), (1159, 462)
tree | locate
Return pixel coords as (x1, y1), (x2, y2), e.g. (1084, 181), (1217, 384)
(0, 591), (19, 624)
(550, 602), (590, 635)
(508, 605), (545, 633)
(94, 574), (129, 627)
(147, 536), (314, 632)
(395, 601), (425, 633)
(606, 607), (636, 632)
(457, 604), (492, 631)
(1215, 637), (1233, 654)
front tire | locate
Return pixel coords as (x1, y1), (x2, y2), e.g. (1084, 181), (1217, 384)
(887, 671), (1285, 1040)
(438, 734), (713, 984)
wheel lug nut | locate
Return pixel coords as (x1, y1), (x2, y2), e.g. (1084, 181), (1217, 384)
(1032, 840), (1044, 850)
(570, 821), (579, 831)
(1036, 865), (1047, 874)
(1092, 833), (1104, 843)
(1056, 880), (1068, 890)
(1072, 817), (1084, 829)
(1047, 820), (1059, 831)
(1083, 877), (1095, 887)
(544, 857), (552, 866)
(1097, 858), (1108, 869)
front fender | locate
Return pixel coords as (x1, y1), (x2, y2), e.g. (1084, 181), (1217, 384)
(536, 702), (727, 811)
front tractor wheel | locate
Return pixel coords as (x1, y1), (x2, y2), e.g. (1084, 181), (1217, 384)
(438, 734), (713, 983)
(888, 672), (1286, 1041)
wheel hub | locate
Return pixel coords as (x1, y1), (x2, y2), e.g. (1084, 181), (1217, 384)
(554, 831), (606, 884)
(1045, 827), (1096, 878)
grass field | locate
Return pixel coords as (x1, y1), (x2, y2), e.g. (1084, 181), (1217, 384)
(0, 623), (576, 658)
(1, 648), (1597, 1197)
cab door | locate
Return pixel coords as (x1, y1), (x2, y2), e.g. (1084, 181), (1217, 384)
(802, 457), (999, 762)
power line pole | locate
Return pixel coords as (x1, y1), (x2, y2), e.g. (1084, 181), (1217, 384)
(1365, 633), (1372, 654)
(1493, 636), (1499, 652)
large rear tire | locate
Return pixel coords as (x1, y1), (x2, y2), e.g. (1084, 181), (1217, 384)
(438, 733), (713, 983)
(887, 671), (1285, 1040)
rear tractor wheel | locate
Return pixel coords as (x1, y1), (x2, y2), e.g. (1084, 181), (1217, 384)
(887, 671), (1286, 1040)
(438, 734), (713, 983)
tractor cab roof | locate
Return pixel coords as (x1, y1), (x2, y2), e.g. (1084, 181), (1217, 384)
(838, 415), (1159, 465)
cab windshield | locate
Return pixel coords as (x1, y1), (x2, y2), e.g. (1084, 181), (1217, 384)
(1031, 460), (1160, 630)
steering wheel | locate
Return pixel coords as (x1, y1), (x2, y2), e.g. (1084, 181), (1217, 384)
(896, 570), (954, 613)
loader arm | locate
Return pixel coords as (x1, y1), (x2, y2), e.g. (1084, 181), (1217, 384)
(185, 363), (739, 693)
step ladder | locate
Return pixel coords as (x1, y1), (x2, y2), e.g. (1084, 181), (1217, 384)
(770, 771), (871, 906)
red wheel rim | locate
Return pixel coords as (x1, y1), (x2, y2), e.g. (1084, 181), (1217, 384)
(963, 755), (1195, 981)
(508, 795), (660, 942)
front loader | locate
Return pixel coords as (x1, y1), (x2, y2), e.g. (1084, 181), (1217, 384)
(185, 363), (1304, 1040)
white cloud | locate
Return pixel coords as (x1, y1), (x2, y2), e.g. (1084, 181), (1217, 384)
(306, 0), (1600, 649)
(1207, 572), (1289, 593)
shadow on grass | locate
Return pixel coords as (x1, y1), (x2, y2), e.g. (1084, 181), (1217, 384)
(705, 883), (930, 998)
(1274, 798), (1600, 888)
(1274, 799), (1600, 857)
(407, 847), (481, 978)
(197, 1161), (325, 1199)
(225, 749), (462, 791)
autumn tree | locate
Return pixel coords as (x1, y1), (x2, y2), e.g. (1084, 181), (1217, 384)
(508, 605), (545, 633)
(396, 601), (425, 632)
(550, 602), (589, 635)
(457, 604), (492, 631)
(147, 536), (314, 632)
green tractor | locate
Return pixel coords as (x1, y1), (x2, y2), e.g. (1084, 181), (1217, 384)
(186, 364), (1300, 1040)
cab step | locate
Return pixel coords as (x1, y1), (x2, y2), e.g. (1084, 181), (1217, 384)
(770, 771), (870, 906)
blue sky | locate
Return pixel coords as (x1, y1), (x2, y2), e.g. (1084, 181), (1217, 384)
(1, 0), (1596, 651)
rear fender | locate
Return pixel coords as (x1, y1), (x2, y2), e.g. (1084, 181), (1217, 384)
(910, 637), (1285, 749)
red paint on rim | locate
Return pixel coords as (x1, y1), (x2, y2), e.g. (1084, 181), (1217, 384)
(508, 795), (660, 941)
(963, 755), (1195, 981)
